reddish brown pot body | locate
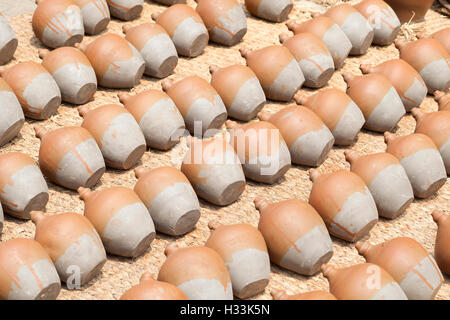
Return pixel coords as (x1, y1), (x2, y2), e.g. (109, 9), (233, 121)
(385, 0), (434, 23)
(432, 211), (450, 275)
(106, 0), (143, 21)
(271, 288), (337, 300)
(245, 0), (293, 22)
(435, 91), (450, 112)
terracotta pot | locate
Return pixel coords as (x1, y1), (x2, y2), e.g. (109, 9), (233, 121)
(295, 89), (365, 146)
(32, 0), (84, 48)
(72, 0), (110, 34)
(360, 59), (427, 111)
(0, 62), (61, 120)
(244, 0), (293, 22)
(0, 203), (2, 234)
(384, 0), (434, 23)
(39, 47), (97, 105)
(118, 90), (185, 150)
(432, 211), (450, 276)
(0, 78), (24, 146)
(78, 104), (146, 170)
(356, 237), (444, 299)
(384, 132), (447, 198)
(205, 222), (270, 299)
(158, 244), (233, 300)
(418, 28), (450, 53)
(78, 186), (156, 258)
(321, 263), (407, 300)
(0, 152), (49, 220)
(0, 13), (18, 64)
(209, 64), (266, 121)
(240, 46), (304, 102)
(152, 4), (208, 57)
(162, 76), (227, 137)
(34, 125), (105, 190)
(133, 166), (200, 236)
(271, 288), (337, 300)
(106, 0), (143, 21)
(77, 33), (145, 88)
(309, 169), (378, 242)
(0, 238), (60, 300)
(153, 0), (186, 4)
(343, 72), (405, 132)
(254, 198), (333, 275)
(258, 106), (334, 167)
(435, 90), (450, 111)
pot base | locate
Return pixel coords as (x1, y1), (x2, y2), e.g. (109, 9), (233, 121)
(0, 118), (24, 146)
(187, 33), (208, 58)
(35, 282), (61, 300)
(84, 167), (106, 189)
(415, 177), (447, 199)
(89, 17), (110, 35)
(236, 278), (269, 299)
(64, 34), (84, 48)
(149, 55), (178, 79)
(173, 209), (201, 236)
(0, 38), (18, 65)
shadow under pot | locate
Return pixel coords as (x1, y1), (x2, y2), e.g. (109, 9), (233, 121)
(0, 77), (24, 146)
(0, 13), (18, 65)
(244, 0), (293, 22)
(72, 0), (110, 35)
(106, 0), (143, 21)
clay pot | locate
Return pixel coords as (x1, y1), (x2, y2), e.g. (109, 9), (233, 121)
(345, 150), (414, 219)
(152, 4), (208, 57)
(0, 78), (24, 146)
(0, 238), (60, 300)
(205, 222), (270, 299)
(122, 23), (178, 79)
(432, 211), (450, 276)
(78, 186), (156, 258)
(78, 104), (146, 170)
(120, 272), (188, 300)
(106, 0), (143, 21)
(209, 64), (265, 121)
(271, 289), (337, 300)
(133, 166), (200, 236)
(286, 17), (352, 69)
(384, 132), (447, 198)
(254, 198), (333, 275)
(0, 13), (18, 64)
(321, 263), (407, 300)
(39, 47), (97, 105)
(0, 152), (49, 220)
(240, 46), (304, 102)
(395, 39), (450, 93)
(72, 0), (110, 34)
(343, 72), (405, 132)
(354, 0), (401, 45)
(279, 32), (334, 88)
(356, 237), (444, 300)
(118, 90), (185, 150)
(418, 28), (450, 53)
(0, 62), (61, 120)
(32, 0), (84, 48)
(181, 136), (246, 206)
(435, 90), (450, 111)
(153, 0), (186, 4)
(385, 0), (434, 23)
(34, 125), (105, 190)
(295, 89), (365, 146)
(158, 244), (233, 300)
(309, 169), (379, 242)
(31, 211), (107, 286)
(77, 33), (145, 88)
(258, 106), (334, 167)
(162, 76), (227, 137)
(0, 205), (2, 235)
(244, 0), (293, 22)
(360, 59), (427, 111)
(226, 120), (291, 184)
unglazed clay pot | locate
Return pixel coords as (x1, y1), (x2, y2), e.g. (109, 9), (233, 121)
(279, 33), (334, 88)
(0, 13), (18, 64)
(384, 132), (447, 198)
(0, 78), (24, 146)
(395, 39), (450, 93)
(209, 64), (266, 121)
(158, 244), (233, 300)
(345, 150), (414, 219)
(39, 47), (97, 105)
(106, 0), (143, 21)
(271, 289), (337, 300)
(78, 186), (156, 258)
(0, 152), (49, 220)
(343, 72), (405, 132)
(356, 237), (444, 300)
(240, 46), (304, 102)
(181, 136), (246, 206)
(32, 0), (84, 48)
(432, 211), (450, 276)
(244, 0), (293, 22)
(73, 0), (110, 34)
(435, 90), (450, 111)
(77, 34), (145, 88)
(31, 211), (107, 285)
(286, 17), (352, 69)
(152, 4), (208, 57)
(258, 106), (334, 167)
(78, 104), (146, 170)
(118, 91), (185, 150)
(153, 0), (186, 4)
(309, 169), (379, 242)
(162, 77), (227, 137)
(385, 0), (434, 23)
(321, 263), (407, 300)
(360, 59), (427, 111)
(34, 125), (105, 190)
(0, 238), (60, 300)
(254, 198), (333, 275)
(134, 166), (200, 236)
(122, 23), (178, 79)
(0, 202), (3, 234)
(205, 222), (270, 299)
(0, 62), (61, 120)
(418, 28), (450, 53)
(294, 89), (365, 146)
(120, 272), (188, 300)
